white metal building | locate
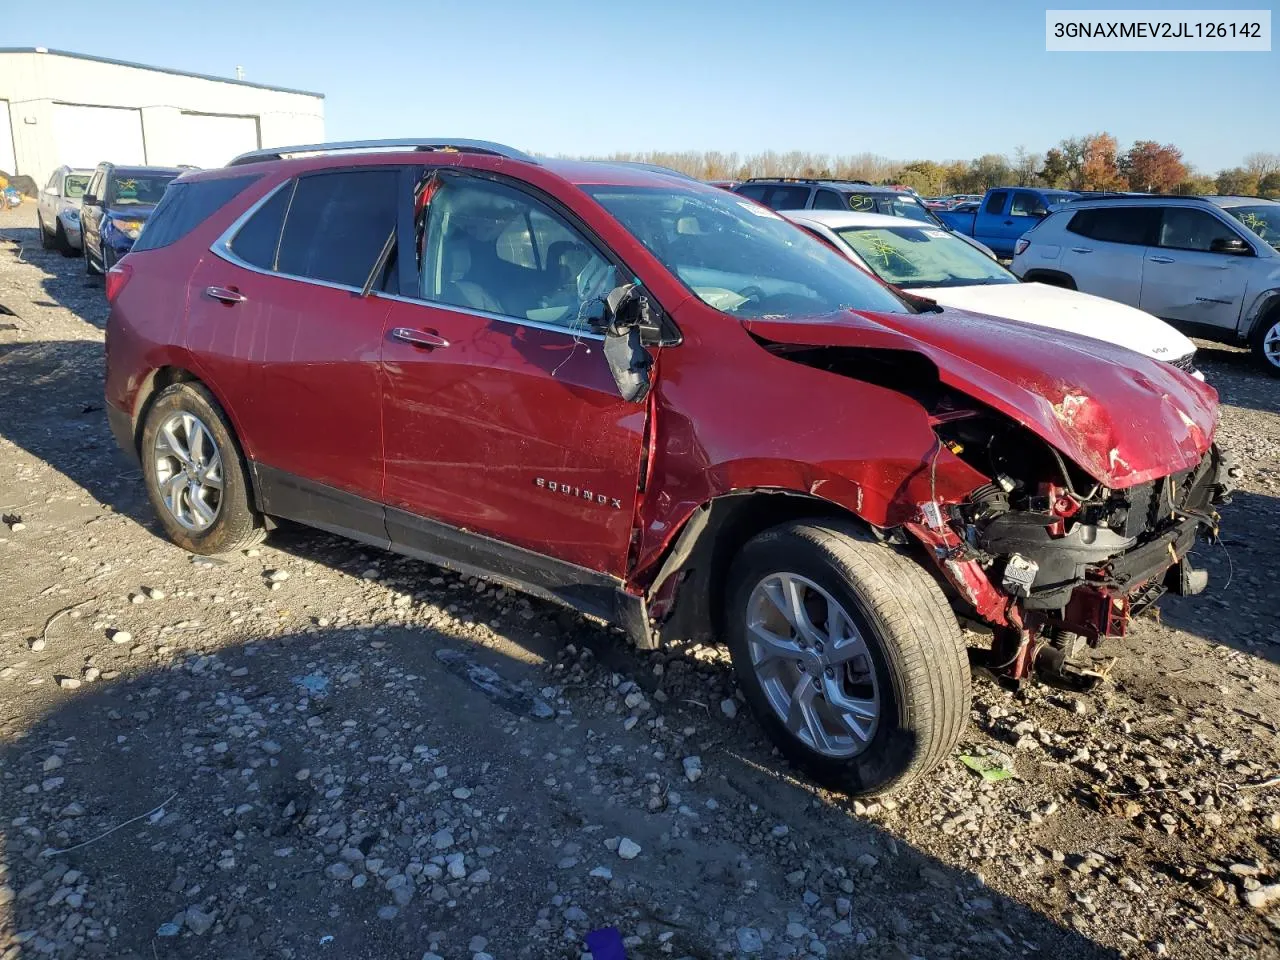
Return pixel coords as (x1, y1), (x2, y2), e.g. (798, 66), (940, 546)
(0, 47), (324, 188)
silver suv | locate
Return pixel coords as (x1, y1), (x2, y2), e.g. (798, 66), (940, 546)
(1011, 195), (1280, 374)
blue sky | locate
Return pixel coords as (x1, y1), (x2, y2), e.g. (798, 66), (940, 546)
(11, 0), (1276, 172)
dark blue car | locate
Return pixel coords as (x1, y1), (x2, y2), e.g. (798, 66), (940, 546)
(81, 163), (182, 275)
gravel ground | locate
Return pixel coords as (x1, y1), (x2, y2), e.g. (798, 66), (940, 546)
(1, 201), (1279, 960)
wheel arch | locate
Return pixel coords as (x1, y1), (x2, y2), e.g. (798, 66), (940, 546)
(642, 489), (878, 648)
(1019, 269), (1076, 290)
(129, 367), (262, 508)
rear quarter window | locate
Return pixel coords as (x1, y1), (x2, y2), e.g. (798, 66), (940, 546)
(131, 175), (260, 252)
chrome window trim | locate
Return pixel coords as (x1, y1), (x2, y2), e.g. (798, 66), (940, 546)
(210, 179), (605, 340)
(374, 293), (606, 342)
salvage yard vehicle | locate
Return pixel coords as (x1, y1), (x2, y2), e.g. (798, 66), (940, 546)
(81, 163), (182, 275)
(935, 186), (1080, 258)
(104, 140), (1234, 795)
(1012, 195), (1280, 375)
(37, 165), (92, 255)
(782, 209), (1201, 374)
(731, 177), (998, 261)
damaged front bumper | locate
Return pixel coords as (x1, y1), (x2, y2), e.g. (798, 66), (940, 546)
(913, 443), (1237, 680)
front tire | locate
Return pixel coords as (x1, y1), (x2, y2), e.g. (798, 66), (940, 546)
(39, 214), (54, 249)
(724, 522), (971, 796)
(1252, 310), (1280, 377)
(140, 383), (266, 555)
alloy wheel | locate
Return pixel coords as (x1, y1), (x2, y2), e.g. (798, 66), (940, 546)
(744, 572), (880, 758)
(1264, 320), (1280, 369)
(153, 412), (224, 531)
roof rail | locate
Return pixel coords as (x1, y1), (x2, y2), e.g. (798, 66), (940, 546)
(1076, 193), (1211, 202)
(743, 177), (873, 185)
(227, 139), (537, 167)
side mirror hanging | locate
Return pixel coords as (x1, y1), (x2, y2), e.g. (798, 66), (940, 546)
(601, 283), (655, 404)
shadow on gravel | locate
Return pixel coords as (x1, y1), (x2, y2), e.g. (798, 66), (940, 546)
(0, 339), (152, 529)
(0, 623), (1123, 960)
(1193, 345), (1280, 417)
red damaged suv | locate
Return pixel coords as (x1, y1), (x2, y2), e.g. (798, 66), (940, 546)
(104, 140), (1234, 794)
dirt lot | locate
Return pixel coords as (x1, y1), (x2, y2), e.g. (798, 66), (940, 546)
(1, 201), (1279, 960)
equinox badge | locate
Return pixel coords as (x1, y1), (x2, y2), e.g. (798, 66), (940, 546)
(535, 478), (622, 509)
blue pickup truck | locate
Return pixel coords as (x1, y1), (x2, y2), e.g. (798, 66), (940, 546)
(936, 187), (1079, 258)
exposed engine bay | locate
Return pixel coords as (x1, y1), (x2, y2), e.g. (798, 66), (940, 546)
(764, 341), (1238, 683)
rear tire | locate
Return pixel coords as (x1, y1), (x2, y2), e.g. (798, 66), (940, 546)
(140, 382), (266, 555)
(1251, 310), (1280, 377)
(724, 522), (971, 796)
(54, 221), (76, 257)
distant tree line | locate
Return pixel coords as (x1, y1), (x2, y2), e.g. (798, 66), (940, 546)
(588, 138), (1280, 198)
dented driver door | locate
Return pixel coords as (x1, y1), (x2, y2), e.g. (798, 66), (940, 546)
(378, 169), (650, 579)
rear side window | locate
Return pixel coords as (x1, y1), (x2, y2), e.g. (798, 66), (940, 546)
(1066, 207), (1158, 245)
(275, 170), (399, 287)
(812, 189), (845, 210)
(984, 191), (1008, 214)
(735, 184), (769, 202)
(765, 185), (811, 210)
(131, 175), (259, 252)
(229, 182), (294, 270)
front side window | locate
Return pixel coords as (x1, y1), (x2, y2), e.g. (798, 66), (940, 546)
(1010, 191), (1047, 218)
(585, 183), (910, 318)
(418, 174), (615, 331)
(63, 175), (90, 200)
(837, 225), (1017, 289)
(1157, 208), (1243, 253)
(275, 170), (399, 287)
(106, 171), (177, 206)
(1222, 204), (1280, 250)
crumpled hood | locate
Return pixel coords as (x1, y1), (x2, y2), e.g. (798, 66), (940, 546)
(913, 282), (1197, 364)
(746, 306), (1218, 489)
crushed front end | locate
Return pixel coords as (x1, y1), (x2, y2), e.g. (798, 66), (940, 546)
(910, 406), (1238, 683)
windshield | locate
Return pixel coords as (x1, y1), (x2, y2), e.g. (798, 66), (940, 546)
(584, 185), (909, 318)
(1222, 204), (1280, 250)
(107, 173), (176, 206)
(63, 175), (90, 200)
(836, 225), (1017, 289)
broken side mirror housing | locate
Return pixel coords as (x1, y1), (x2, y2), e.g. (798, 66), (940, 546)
(601, 283), (655, 404)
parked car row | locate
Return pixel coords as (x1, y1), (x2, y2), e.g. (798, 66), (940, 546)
(103, 140), (1234, 796)
(37, 162), (186, 271)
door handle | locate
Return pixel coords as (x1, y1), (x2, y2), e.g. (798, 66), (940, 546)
(206, 285), (247, 304)
(1070, 247), (1093, 254)
(1003, 220), (1014, 226)
(1148, 256), (1175, 264)
(391, 327), (451, 350)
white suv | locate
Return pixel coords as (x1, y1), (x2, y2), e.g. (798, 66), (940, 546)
(1011, 196), (1280, 374)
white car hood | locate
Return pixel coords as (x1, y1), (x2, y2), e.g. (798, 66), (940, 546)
(914, 281), (1197, 363)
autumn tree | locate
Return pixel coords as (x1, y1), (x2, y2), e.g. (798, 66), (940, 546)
(1119, 141), (1186, 193)
(969, 153), (1013, 190)
(1173, 173), (1217, 196)
(1260, 172), (1280, 199)
(894, 160), (949, 195)
(1079, 133), (1128, 191)
(1216, 167), (1259, 195)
